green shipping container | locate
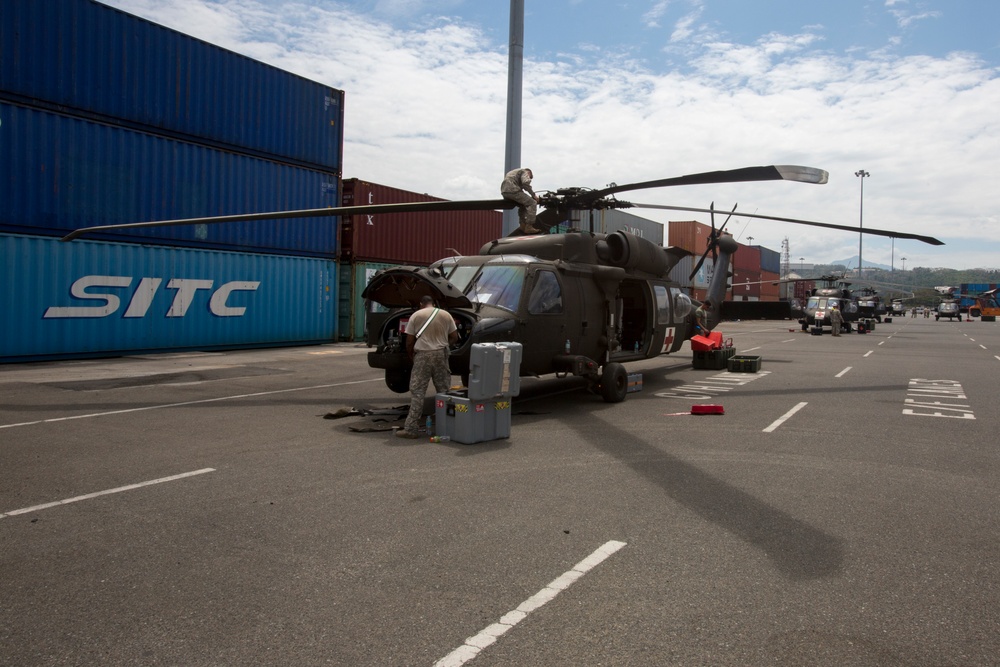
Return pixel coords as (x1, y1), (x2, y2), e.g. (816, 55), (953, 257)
(340, 261), (404, 342)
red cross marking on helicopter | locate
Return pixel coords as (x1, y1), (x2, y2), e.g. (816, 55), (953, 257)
(661, 327), (675, 353)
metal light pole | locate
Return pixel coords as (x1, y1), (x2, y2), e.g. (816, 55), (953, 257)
(502, 0), (525, 236)
(901, 257), (907, 272)
(855, 170), (869, 280)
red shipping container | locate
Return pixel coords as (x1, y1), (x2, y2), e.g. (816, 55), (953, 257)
(668, 220), (714, 254)
(794, 281), (815, 300)
(733, 244), (761, 272)
(731, 269), (761, 300)
(760, 270), (781, 301)
(341, 179), (502, 264)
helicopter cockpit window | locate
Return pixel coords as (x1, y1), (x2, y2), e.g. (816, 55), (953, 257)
(440, 265), (480, 293)
(467, 265), (524, 313)
(527, 270), (563, 314)
(653, 285), (670, 323)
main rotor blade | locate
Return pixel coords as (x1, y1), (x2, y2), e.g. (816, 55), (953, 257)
(61, 199), (517, 241)
(632, 204), (945, 246)
(582, 165), (829, 203)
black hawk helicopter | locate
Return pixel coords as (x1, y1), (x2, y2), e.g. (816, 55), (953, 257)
(800, 276), (859, 333)
(63, 164), (944, 402)
(889, 298), (908, 318)
(933, 286), (963, 321)
(854, 286), (887, 323)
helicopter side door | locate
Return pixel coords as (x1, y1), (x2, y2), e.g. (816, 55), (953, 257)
(608, 279), (651, 360)
(519, 267), (571, 373)
(655, 283), (694, 355)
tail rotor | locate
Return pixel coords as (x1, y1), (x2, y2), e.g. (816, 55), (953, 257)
(689, 203), (738, 281)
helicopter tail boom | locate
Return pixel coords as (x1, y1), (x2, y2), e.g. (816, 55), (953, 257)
(704, 234), (739, 330)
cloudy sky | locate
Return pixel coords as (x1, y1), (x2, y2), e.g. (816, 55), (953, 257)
(102, 0), (999, 270)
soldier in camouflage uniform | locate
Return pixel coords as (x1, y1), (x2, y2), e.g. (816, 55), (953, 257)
(501, 167), (541, 233)
(396, 295), (459, 439)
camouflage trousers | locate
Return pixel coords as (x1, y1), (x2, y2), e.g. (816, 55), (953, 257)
(404, 348), (452, 433)
(502, 191), (537, 228)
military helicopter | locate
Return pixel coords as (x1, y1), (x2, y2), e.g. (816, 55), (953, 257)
(889, 298), (908, 318)
(63, 164), (944, 402)
(854, 286), (887, 323)
(933, 286), (963, 321)
(795, 275), (860, 333)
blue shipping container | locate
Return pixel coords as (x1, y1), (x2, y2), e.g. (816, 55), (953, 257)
(758, 246), (781, 274)
(1, 101), (339, 256)
(0, 0), (344, 172)
(1, 234), (337, 361)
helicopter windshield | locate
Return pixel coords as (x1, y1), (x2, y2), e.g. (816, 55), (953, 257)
(806, 297), (839, 310)
(441, 264), (480, 293)
(465, 265), (525, 312)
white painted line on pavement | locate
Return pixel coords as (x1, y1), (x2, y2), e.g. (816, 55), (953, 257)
(980, 345), (988, 350)
(878, 341), (885, 346)
(781, 338), (796, 343)
(836, 367), (852, 378)
(864, 351), (874, 358)
(433, 540), (628, 667)
(743, 346), (761, 352)
(0, 379), (382, 431)
(0, 468), (215, 519)
(763, 402), (808, 433)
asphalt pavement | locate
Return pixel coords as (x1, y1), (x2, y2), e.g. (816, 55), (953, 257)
(1, 316), (998, 666)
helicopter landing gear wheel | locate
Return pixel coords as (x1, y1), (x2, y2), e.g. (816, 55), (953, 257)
(599, 362), (628, 403)
(385, 368), (411, 394)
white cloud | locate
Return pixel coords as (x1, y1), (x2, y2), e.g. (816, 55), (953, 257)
(100, 0), (1000, 269)
(642, 1), (672, 29)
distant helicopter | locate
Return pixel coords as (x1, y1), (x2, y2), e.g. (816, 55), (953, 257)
(854, 286), (887, 323)
(933, 286), (963, 321)
(782, 275), (859, 333)
(889, 298), (908, 318)
(63, 164), (944, 402)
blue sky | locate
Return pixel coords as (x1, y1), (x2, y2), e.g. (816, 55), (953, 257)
(103, 0), (1000, 270)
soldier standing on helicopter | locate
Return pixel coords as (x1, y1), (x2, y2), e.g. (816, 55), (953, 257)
(501, 167), (541, 234)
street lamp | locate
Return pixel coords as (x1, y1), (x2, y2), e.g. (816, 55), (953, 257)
(799, 257), (804, 274)
(901, 257), (907, 271)
(855, 170), (870, 280)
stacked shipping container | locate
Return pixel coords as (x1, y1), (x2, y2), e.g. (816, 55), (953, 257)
(667, 220), (713, 301)
(341, 179), (502, 265)
(959, 284), (999, 311)
(338, 179), (503, 341)
(1, 0), (345, 360)
(1, 0), (342, 170)
(667, 220), (784, 302)
(1, 101), (341, 255)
